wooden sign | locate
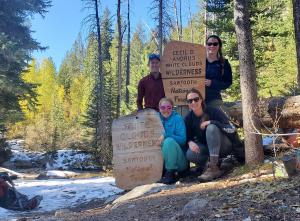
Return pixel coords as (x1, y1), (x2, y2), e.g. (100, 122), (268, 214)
(160, 41), (206, 106)
(112, 109), (164, 190)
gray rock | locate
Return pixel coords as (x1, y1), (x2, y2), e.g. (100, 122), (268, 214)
(14, 160), (33, 168)
(36, 172), (49, 180)
(113, 183), (175, 205)
(55, 209), (72, 218)
(181, 198), (208, 217)
(104, 194), (121, 204)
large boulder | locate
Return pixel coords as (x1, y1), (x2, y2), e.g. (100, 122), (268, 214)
(0, 138), (11, 164)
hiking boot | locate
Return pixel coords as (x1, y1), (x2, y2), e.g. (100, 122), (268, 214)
(159, 170), (177, 185)
(198, 164), (224, 182)
(189, 166), (205, 176)
(220, 157), (235, 172)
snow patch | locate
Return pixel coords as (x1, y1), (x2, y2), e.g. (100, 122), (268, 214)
(46, 150), (98, 170)
(46, 170), (77, 178)
(0, 177), (123, 219)
(7, 139), (44, 162)
(5, 139), (99, 170)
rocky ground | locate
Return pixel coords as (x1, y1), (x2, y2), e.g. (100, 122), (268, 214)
(16, 163), (300, 221)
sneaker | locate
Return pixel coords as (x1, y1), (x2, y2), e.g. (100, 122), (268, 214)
(159, 171), (177, 185)
(198, 165), (225, 182)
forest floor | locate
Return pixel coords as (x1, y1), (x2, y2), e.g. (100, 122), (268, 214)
(19, 162), (300, 221)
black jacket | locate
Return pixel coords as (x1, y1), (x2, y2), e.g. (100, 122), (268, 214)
(184, 106), (242, 148)
(205, 59), (232, 103)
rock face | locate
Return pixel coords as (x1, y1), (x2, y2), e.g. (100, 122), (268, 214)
(0, 137), (11, 165)
(171, 198), (209, 220)
(112, 183), (175, 206)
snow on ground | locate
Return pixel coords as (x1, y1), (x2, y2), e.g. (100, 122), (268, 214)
(7, 139), (44, 162)
(46, 170), (77, 178)
(6, 139), (99, 170)
(0, 177), (123, 219)
(46, 149), (98, 170)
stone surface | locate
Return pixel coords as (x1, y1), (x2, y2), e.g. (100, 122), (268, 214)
(14, 160), (33, 168)
(112, 109), (164, 190)
(181, 198), (208, 217)
(160, 41), (206, 105)
(112, 183), (175, 205)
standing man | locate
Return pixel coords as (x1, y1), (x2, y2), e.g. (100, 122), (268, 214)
(137, 54), (165, 111)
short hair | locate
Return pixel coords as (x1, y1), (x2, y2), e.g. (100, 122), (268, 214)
(159, 97), (174, 107)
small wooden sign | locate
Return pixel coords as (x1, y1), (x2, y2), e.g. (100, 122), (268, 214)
(112, 109), (164, 190)
(160, 41), (206, 106)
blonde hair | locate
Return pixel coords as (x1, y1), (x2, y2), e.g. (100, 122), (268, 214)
(159, 97), (174, 107)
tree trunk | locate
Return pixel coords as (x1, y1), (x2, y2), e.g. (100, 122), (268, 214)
(224, 95), (300, 129)
(173, 0), (180, 40)
(234, 0), (264, 165)
(204, 0), (208, 42)
(292, 0), (300, 87)
(94, 0), (103, 149)
(117, 0), (122, 117)
(188, 0), (194, 43)
(159, 0), (163, 55)
(125, 0), (130, 104)
(94, 0), (111, 165)
(179, 0), (182, 40)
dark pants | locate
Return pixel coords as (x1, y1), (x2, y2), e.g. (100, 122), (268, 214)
(186, 124), (232, 169)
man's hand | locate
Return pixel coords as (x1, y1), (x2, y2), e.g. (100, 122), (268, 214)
(205, 79), (212, 87)
(156, 135), (164, 146)
(188, 141), (200, 153)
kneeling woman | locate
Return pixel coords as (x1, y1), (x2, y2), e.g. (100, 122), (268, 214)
(185, 88), (243, 182)
(157, 98), (188, 184)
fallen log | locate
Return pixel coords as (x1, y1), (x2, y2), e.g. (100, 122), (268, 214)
(224, 95), (300, 129)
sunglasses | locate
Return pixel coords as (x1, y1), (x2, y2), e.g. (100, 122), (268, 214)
(159, 105), (172, 111)
(207, 42), (219, 46)
(187, 97), (200, 104)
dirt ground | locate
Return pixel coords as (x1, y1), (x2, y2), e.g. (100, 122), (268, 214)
(20, 164), (300, 221)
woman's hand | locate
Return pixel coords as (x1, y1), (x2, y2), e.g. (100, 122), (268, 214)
(156, 135), (164, 146)
(200, 120), (211, 130)
(205, 79), (212, 87)
(188, 141), (200, 153)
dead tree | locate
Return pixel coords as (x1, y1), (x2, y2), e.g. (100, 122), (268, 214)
(173, 0), (180, 40)
(125, 0), (130, 104)
(159, 0), (163, 55)
(117, 0), (122, 116)
(234, 0), (264, 165)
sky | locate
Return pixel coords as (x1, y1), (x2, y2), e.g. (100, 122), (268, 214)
(31, 0), (199, 70)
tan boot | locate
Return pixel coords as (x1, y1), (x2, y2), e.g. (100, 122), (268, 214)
(198, 162), (224, 182)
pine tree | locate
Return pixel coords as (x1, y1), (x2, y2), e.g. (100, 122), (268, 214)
(0, 0), (51, 127)
(234, 0), (264, 165)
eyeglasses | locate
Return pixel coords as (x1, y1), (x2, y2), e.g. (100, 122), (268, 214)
(159, 105), (172, 111)
(207, 42), (219, 46)
(187, 97), (200, 104)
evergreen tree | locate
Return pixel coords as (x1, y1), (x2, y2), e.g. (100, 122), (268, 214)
(0, 0), (51, 127)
